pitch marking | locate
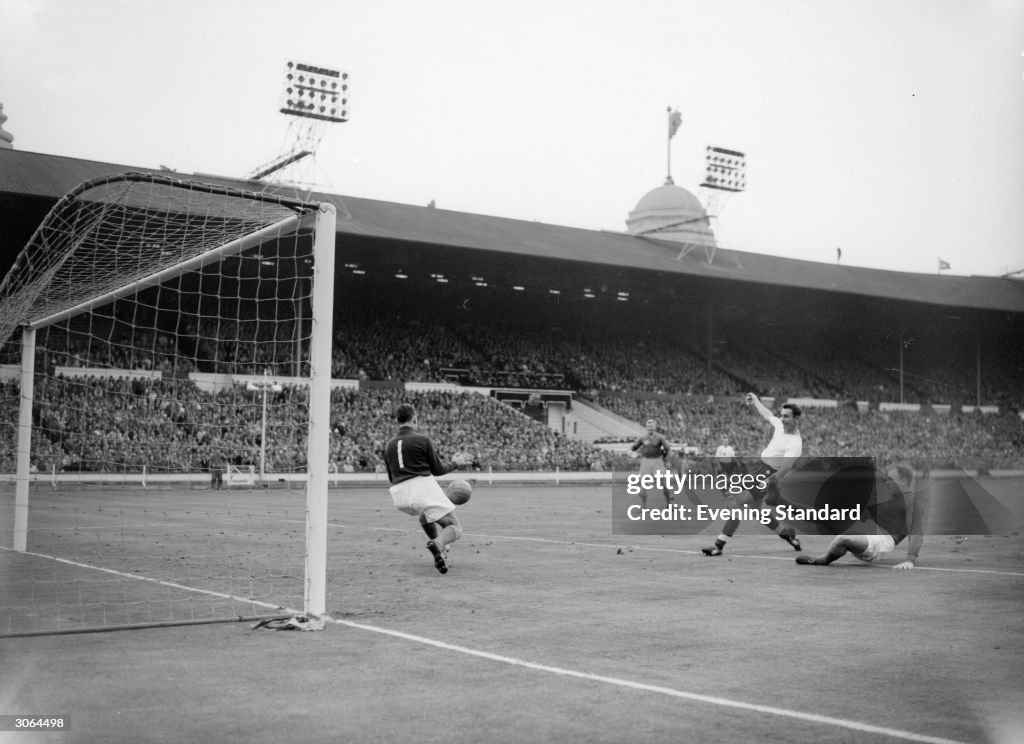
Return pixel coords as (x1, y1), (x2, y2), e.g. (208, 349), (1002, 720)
(330, 616), (971, 744)
(324, 521), (1024, 578)
(2, 546), (976, 743)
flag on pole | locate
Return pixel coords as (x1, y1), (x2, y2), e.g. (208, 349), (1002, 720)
(668, 109), (682, 139)
(938, 258), (951, 272)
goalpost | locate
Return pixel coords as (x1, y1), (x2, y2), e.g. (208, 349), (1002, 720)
(0, 172), (335, 635)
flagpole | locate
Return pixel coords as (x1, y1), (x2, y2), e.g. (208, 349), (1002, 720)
(666, 107), (673, 184)
(666, 107), (682, 184)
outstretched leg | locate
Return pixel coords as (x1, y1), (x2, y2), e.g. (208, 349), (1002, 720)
(764, 482), (801, 550)
(425, 512), (463, 574)
(766, 516), (802, 551)
(702, 490), (754, 556)
(702, 517), (741, 556)
(797, 535), (869, 565)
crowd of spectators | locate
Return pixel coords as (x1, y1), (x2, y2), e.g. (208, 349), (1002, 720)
(30, 315), (308, 379)
(1, 304), (1020, 476)
(327, 387), (608, 473)
(0, 378), (616, 476)
(595, 395), (1023, 470)
(23, 307), (1022, 408)
(2, 372), (1020, 475)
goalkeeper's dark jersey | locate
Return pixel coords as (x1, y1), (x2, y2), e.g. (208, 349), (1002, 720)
(383, 425), (455, 485)
(871, 482), (929, 562)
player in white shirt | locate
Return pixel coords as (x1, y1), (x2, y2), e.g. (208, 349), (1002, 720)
(713, 434), (741, 478)
(702, 393), (804, 556)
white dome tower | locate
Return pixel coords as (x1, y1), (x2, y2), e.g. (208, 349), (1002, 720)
(0, 104), (14, 150)
(626, 111), (744, 264)
(625, 177), (717, 261)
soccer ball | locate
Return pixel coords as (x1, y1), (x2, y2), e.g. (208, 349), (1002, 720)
(447, 479), (473, 506)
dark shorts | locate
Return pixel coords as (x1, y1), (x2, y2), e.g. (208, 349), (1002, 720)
(719, 461), (743, 477)
(748, 460), (780, 505)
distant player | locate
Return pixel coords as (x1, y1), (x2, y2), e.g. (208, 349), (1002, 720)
(631, 418), (672, 507)
(797, 463), (927, 569)
(383, 403), (473, 574)
(713, 434), (742, 478)
(702, 394), (803, 556)
(208, 442), (226, 490)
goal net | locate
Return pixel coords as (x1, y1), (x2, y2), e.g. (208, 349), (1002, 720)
(0, 172), (336, 636)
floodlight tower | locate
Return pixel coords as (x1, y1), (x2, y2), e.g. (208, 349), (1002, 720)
(247, 370), (283, 484)
(248, 61), (350, 184)
(691, 145), (747, 262)
(699, 145), (746, 221)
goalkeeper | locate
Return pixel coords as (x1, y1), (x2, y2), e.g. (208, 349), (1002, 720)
(796, 463), (928, 569)
(383, 403), (473, 575)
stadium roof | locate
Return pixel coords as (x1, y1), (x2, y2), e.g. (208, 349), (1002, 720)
(2, 148), (1023, 313)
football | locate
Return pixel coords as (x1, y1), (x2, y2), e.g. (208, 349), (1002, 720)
(447, 479), (473, 506)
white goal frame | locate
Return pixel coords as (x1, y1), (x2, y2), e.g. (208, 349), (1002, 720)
(3, 172), (336, 619)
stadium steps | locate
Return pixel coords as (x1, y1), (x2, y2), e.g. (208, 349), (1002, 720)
(564, 398), (646, 442)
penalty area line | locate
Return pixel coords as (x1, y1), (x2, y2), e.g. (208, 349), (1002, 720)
(323, 521), (1024, 578)
(329, 615), (969, 744)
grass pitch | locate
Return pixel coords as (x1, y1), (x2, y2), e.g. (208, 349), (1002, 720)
(2, 479), (1022, 743)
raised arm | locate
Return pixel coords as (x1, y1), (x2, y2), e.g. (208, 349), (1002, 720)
(745, 392), (774, 422)
(423, 437), (462, 477)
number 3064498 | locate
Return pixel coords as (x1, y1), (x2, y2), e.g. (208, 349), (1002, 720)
(9, 718), (65, 729)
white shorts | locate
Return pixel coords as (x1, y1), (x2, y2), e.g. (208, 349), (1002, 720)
(389, 476), (456, 523)
(852, 533), (897, 563)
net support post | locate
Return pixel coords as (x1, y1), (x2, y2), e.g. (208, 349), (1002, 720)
(13, 326), (35, 552)
(304, 202), (336, 618)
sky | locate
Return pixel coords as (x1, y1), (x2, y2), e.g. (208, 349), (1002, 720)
(1, 0), (1022, 277)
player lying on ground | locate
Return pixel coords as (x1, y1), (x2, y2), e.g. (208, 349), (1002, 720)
(796, 463), (926, 569)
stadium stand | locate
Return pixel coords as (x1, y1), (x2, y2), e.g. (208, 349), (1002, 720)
(0, 147), (1022, 477)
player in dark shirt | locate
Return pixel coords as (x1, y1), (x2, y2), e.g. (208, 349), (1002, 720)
(630, 418), (673, 508)
(796, 463), (927, 569)
(383, 403), (472, 574)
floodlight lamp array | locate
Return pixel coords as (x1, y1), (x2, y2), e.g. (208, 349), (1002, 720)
(281, 61), (350, 122)
(701, 146), (746, 192)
